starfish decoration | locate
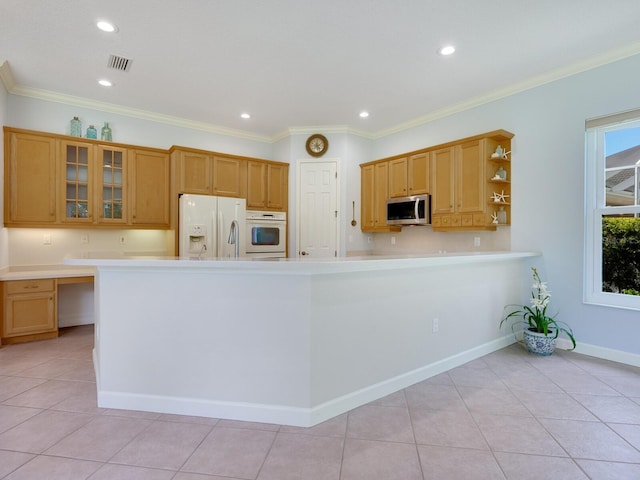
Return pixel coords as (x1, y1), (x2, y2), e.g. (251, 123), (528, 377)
(491, 190), (510, 203)
(491, 212), (499, 224)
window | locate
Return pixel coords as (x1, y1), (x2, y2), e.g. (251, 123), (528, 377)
(585, 110), (640, 310)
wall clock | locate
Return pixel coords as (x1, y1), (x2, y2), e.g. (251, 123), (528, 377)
(305, 134), (329, 157)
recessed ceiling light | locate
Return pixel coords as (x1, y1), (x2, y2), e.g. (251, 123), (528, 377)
(359, 111), (370, 118)
(98, 79), (113, 87)
(241, 113), (251, 119)
(97, 21), (118, 33)
(438, 45), (456, 56)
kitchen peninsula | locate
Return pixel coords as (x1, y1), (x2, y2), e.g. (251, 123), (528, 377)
(66, 252), (538, 427)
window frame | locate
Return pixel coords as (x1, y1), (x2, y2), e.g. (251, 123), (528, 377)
(585, 114), (640, 310)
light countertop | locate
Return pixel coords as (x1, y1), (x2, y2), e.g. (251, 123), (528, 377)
(0, 265), (96, 281)
(64, 251), (540, 275)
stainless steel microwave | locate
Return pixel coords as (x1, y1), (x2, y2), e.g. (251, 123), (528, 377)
(386, 194), (431, 226)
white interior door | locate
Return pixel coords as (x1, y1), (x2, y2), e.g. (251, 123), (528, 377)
(298, 161), (338, 257)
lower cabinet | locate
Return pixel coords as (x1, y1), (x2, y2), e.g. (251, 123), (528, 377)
(1, 279), (57, 344)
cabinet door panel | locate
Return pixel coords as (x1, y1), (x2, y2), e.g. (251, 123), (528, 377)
(179, 152), (211, 194)
(130, 150), (170, 227)
(213, 156), (245, 198)
(247, 161), (267, 208)
(374, 162), (389, 227)
(431, 147), (455, 214)
(60, 140), (94, 223)
(97, 146), (127, 224)
(5, 132), (57, 224)
(361, 165), (375, 230)
(456, 140), (484, 213)
(388, 158), (408, 197)
(266, 164), (287, 210)
(408, 153), (429, 195)
(4, 292), (56, 336)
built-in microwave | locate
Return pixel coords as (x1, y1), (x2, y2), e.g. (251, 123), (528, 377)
(386, 194), (431, 226)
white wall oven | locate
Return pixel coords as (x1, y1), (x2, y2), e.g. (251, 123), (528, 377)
(245, 211), (287, 258)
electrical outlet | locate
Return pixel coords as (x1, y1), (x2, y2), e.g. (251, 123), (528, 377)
(391, 236), (396, 245)
(367, 236), (373, 244)
(119, 236), (126, 245)
(43, 233), (51, 245)
(81, 234), (89, 245)
(432, 318), (439, 333)
(474, 236), (481, 247)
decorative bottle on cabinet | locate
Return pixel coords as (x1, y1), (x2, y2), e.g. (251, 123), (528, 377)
(86, 125), (97, 139)
(101, 122), (112, 141)
(70, 117), (82, 137)
(497, 206), (507, 224)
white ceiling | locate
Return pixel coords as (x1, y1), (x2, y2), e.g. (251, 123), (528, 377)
(2, 0), (640, 140)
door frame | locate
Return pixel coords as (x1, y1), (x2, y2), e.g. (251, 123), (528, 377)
(295, 158), (341, 258)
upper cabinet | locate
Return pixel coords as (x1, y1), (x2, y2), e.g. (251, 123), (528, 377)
(59, 139), (95, 224)
(97, 145), (127, 224)
(388, 157), (408, 198)
(3, 127), (290, 231)
(360, 161), (401, 233)
(4, 130), (57, 225)
(175, 148), (246, 198)
(361, 130), (513, 232)
(3, 127), (170, 229)
(407, 152), (430, 195)
(246, 160), (288, 211)
(129, 149), (170, 227)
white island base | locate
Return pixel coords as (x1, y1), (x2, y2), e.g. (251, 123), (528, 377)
(67, 252), (538, 427)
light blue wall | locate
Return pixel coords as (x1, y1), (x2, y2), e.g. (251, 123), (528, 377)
(372, 53), (640, 354)
(4, 53), (640, 354)
(6, 95), (274, 159)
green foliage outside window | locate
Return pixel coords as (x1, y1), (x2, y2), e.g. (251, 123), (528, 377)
(602, 217), (640, 295)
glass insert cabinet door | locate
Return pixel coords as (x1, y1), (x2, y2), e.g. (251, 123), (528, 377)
(63, 141), (93, 222)
(99, 146), (127, 222)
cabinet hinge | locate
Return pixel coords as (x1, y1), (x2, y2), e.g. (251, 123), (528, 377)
(335, 210), (338, 218)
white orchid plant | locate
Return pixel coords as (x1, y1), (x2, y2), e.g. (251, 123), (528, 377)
(500, 267), (576, 350)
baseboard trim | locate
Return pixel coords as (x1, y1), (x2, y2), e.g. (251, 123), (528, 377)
(97, 334), (516, 427)
(567, 340), (640, 368)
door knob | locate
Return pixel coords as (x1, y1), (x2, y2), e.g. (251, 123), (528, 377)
(301, 251), (309, 255)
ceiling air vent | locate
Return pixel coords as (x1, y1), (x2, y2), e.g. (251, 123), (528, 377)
(107, 54), (132, 72)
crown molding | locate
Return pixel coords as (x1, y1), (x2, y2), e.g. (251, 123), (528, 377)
(375, 42), (640, 138)
(0, 60), (16, 92)
(4, 43), (640, 143)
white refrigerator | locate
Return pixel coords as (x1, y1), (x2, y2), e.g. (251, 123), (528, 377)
(179, 194), (247, 258)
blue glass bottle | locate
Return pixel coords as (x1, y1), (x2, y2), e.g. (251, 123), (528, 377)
(86, 125), (97, 139)
(70, 117), (81, 137)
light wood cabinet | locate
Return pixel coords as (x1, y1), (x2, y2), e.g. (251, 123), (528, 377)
(361, 129), (513, 232)
(178, 150), (212, 194)
(360, 162), (401, 232)
(388, 157), (408, 197)
(1, 279), (56, 343)
(431, 147), (455, 216)
(59, 139), (95, 224)
(408, 152), (430, 195)
(4, 130), (57, 225)
(129, 149), (170, 227)
(212, 156), (246, 198)
(431, 134), (512, 230)
(176, 149), (246, 198)
(246, 161), (288, 211)
(97, 145), (127, 224)
(388, 153), (430, 198)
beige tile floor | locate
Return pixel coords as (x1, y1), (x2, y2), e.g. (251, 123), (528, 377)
(1, 326), (640, 479)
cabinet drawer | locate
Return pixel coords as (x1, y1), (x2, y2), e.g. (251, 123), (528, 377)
(5, 279), (55, 294)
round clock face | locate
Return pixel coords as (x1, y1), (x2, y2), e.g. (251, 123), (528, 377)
(306, 134), (328, 157)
